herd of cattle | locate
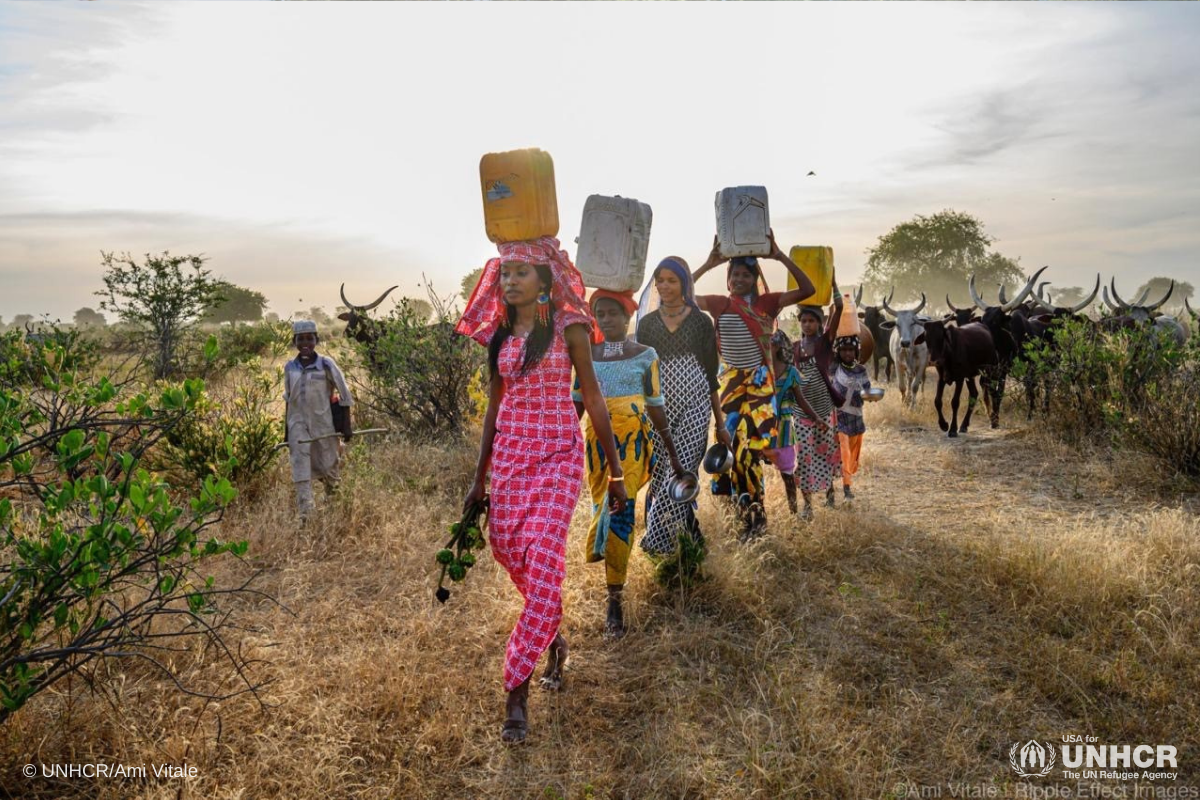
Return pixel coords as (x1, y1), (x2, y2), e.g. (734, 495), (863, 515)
(337, 272), (1199, 440)
(853, 268), (1199, 437)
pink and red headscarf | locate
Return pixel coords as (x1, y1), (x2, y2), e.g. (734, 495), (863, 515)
(455, 236), (600, 346)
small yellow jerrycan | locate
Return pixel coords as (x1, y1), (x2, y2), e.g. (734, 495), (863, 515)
(479, 148), (559, 244)
(786, 245), (834, 306)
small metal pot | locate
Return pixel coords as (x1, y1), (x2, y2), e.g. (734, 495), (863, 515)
(666, 471), (701, 504)
(702, 443), (734, 474)
(863, 387), (886, 402)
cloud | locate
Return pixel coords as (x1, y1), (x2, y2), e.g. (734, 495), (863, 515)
(0, 210), (438, 322)
(1, 3), (1198, 320)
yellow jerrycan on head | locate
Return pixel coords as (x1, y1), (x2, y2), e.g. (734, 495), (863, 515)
(786, 245), (835, 306)
(479, 148), (559, 244)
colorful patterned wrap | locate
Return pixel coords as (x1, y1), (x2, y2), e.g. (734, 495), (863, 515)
(573, 348), (664, 585)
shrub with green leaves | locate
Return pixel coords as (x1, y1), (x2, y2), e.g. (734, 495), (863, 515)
(1021, 319), (1200, 476)
(349, 286), (483, 440)
(158, 357), (283, 493)
(0, 324), (99, 387)
(0, 345), (266, 722)
(178, 321), (292, 379)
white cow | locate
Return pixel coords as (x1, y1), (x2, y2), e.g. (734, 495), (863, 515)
(879, 290), (930, 409)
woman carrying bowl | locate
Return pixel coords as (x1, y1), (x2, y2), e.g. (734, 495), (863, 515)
(575, 289), (684, 639)
(635, 257), (730, 558)
(691, 232), (816, 539)
(457, 237), (628, 745)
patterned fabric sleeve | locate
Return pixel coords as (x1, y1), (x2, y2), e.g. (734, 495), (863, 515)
(695, 313), (721, 394)
(642, 349), (665, 407)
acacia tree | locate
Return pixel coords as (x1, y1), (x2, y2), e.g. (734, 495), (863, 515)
(461, 267), (485, 303)
(73, 307), (107, 329)
(862, 210), (1026, 310)
(1133, 276), (1194, 312)
(96, 252), (225, 378)
(204, 283), (267, 325)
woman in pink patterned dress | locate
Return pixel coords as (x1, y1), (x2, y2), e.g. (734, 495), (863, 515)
(457, 236), (627, 745)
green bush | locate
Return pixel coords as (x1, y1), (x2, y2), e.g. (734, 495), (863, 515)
(158, 359), (282, 493)
(0, 325), (99, 387)
(1022, 320), (1200, 476)
(0, 346), (265, 721)
(349, 289), (483, 440)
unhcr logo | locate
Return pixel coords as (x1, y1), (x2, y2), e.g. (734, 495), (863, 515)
(1009, 740), (1057, 778)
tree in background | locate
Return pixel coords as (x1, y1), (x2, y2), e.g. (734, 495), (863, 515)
(1133, 276), (1194, 313)
(403, 298), (433, 323)
(461, 267), (484, 303)
(72, 307), (107, 329)
(1046, 286), (1094, 309)
(862, 210), (1026, 311)
(306, 306), (335, 328)
(96, 251), (225, 379)
(205, 283), (267, 325)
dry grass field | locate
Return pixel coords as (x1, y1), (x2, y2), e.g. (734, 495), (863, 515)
(3, 381), (1199, 799)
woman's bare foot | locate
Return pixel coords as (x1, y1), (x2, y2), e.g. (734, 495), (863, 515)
(538, 633), (568, 691)
(603, 585), (626, 640)
(501, 677), (530, 744)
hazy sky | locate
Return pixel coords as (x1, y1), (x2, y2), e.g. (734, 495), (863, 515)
(2, 2), (1198, 322)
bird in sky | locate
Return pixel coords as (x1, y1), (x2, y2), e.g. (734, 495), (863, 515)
(806, 171), (816, 176)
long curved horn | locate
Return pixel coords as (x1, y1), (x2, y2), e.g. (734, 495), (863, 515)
(1032, 291), (1056, 313)
(997, 284), (1008, 306)
(1134, 286), (1152, 305)
(340, 284), (399, 312)
(1109, 278), (1131, 311)
(1101, 286), (1120, 314)
(1002, 265), (1050, 312)
(1184, 297), (1198, 321)
(881, 287), (897, 317)
(1069, 274), (1101, 314)
(912, 292), (926, 315)
(1146, 280), (1174, 312)
(968, 274), (990, 311)
(946, 294), (961, 313)
(853, 285), (863, 306)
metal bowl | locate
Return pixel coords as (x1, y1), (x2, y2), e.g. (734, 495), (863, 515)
(863, 387), (886, 402)
(666, 471), (701, 504)
(702, 443), (734, 475)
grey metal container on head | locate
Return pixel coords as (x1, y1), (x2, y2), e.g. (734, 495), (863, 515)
(715, 186), (771, 258)
(575, 194), (653, 292)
